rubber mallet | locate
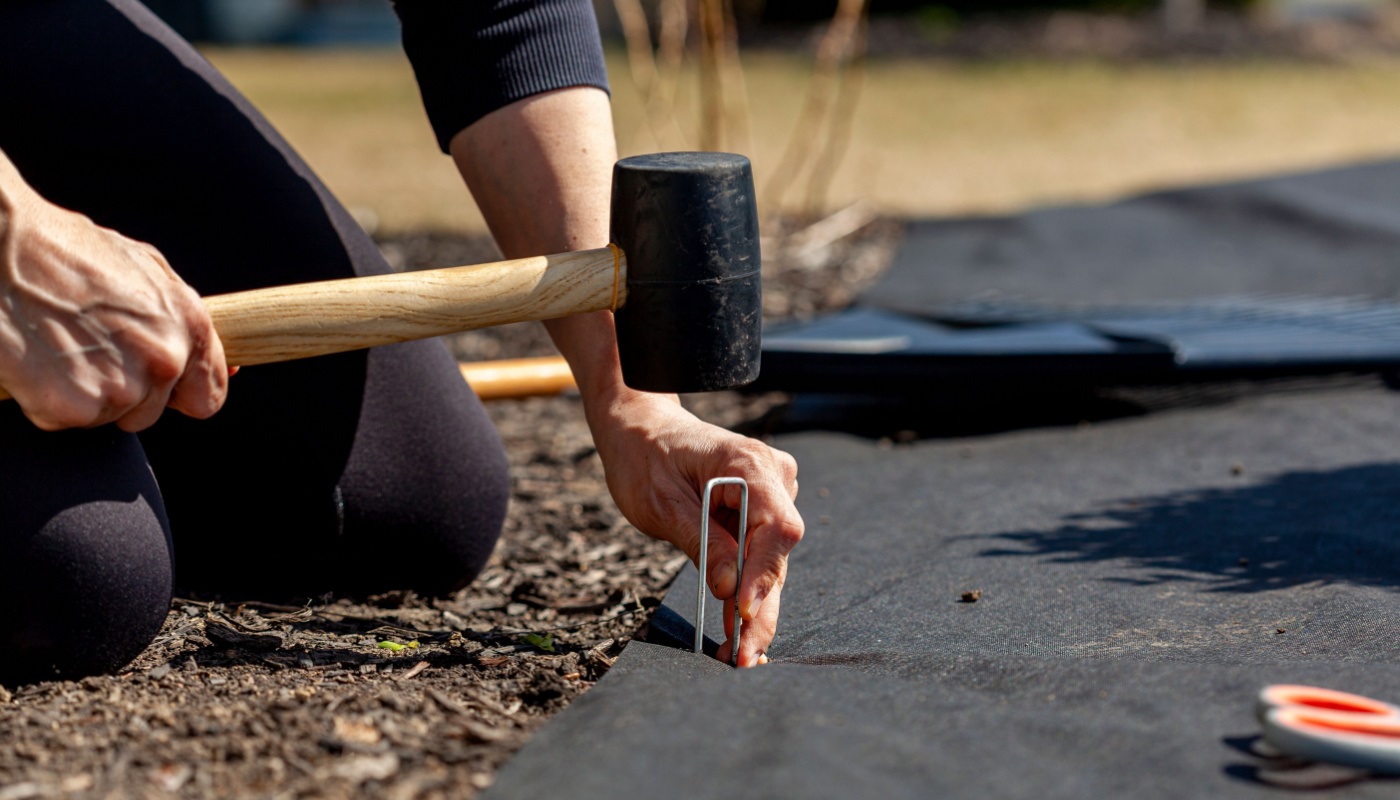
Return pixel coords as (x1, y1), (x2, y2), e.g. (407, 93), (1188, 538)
(0, 152), (762, 401)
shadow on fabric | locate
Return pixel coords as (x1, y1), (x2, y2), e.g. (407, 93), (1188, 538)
(962, 463), (1400, 594)
(746, 376), (1390, 442)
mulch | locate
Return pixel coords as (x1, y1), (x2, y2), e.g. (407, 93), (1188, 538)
(0, 213), (898, 800)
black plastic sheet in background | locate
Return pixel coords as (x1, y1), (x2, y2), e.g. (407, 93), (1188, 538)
(758, 158), (1400, 398)
(861, 159), (1400, 314)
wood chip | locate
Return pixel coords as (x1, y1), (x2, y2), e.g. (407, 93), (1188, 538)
(426, 689), (469, 717)
(151, 764), (191, 793)
(0, 782), (43, 800)
(332, 717), (382, 746)
(480, 643), (533, 658)
(397, 661), (430, 681)
(203, 618), (284, 652)
(587, 639), (618, 668)
(59, 775), (93, 793)
(267, 607), (315, 623)
(552, 595), (610, 613)
(331, 752), (399, 783)
(453, 718), (511, 744)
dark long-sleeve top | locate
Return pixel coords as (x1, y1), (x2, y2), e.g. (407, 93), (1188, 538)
(392, 0), (611, 153)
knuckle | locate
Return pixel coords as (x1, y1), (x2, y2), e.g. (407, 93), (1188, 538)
(777, 449), (799, 477)
(139, 241), (179, 276)
(184, 298), (216, 335)
(729, 442), (769, 475)
(772, 517), (805, 550)
(730, 440), (798, 480)
(740, 439), (771, 460)
(145, 344), (188, 384)
(103, 382), (143, 413)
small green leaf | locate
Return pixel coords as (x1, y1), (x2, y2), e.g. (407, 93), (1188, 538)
(522, 633), (555, 652)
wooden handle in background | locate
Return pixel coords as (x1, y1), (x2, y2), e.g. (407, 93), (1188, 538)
(459, 356), (577, 400)
(0, 247), (621, 402)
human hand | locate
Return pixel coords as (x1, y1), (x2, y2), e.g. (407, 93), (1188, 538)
(0, 162), (227, 431)
(587, 391), (803, 667)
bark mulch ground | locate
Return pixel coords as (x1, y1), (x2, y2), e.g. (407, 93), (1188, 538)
(0, 214), (898, 800)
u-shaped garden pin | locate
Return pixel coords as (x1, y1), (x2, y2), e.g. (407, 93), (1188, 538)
(696, 477), (748, 667)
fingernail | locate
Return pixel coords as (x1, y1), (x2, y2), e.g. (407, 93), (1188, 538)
(758, 653), (769, 665)
(713, 561), (736, 598)
(740, 585), (769, 621)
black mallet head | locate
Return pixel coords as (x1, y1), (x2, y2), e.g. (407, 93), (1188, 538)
(611, 152), (762, 394)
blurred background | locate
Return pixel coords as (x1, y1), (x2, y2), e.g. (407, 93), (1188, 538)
(143, 0), (1400, 239)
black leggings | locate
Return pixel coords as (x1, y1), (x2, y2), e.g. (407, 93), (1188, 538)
(0, 0), (510, 684)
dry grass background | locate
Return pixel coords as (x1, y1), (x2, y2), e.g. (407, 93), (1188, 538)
(205, 46), (1400, 236)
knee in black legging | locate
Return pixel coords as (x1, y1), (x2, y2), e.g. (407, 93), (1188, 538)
(152, 343), (512, 601)
(0, 416), (172, 686)
(334, 354), (512, 597)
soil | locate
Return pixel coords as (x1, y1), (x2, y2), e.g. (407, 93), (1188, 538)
(0, 215), (899, 800)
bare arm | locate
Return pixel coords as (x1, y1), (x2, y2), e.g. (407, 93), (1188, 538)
(0, 147), (226, 431)
(450, 87), (803, 666)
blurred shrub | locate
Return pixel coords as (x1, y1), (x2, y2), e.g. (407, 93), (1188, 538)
(754, 0), (1264, 22)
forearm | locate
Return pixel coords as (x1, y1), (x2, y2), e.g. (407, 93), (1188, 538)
(449, 86), (803, 668)
(448, 86), (677, 417)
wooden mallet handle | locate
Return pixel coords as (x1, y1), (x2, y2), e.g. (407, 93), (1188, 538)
(0, 247), (622, 401)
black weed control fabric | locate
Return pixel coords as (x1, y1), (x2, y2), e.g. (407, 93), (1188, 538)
(862, 158), (1400, 311)
(487, 159), (1400, 799)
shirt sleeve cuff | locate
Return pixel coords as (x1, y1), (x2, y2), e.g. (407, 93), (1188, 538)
(394, 0), (612, 153)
